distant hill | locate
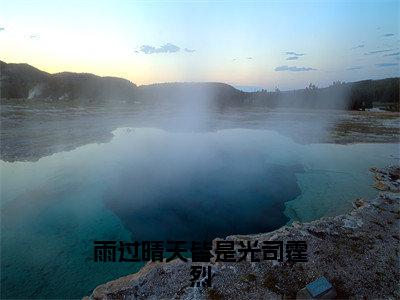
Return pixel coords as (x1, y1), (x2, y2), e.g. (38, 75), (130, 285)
(234, 85), (265, 92)
(0, 61), (137, 103)
(246, 79), (400, 111)
(1, 61), (398, 110)
(0, 62), (50, 99)
(137, 82), (248, 109)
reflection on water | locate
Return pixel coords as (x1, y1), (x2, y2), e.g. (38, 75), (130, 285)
(0, 127), (398, 298)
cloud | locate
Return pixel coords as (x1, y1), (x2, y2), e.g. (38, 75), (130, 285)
(0, 27), (4, 31)
(137, 43), (195, 54)
(139, 43), (180, 54)
(351, 44), (364, 49)
(383, 52), (400, 57)
(274, 65), (316, 72)
(285, 51), (305, 56)
(364, 49), (395, 55)
(383, 33), (395, 37)
(346, 66), (363, 70)
(286, 56), (299, 60)
(375, 63), (399, 67)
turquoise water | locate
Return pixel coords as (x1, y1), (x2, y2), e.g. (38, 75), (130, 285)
(0, 127), (398, 299)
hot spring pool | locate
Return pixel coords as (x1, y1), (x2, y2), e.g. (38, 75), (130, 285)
(0, 127), (398, 298)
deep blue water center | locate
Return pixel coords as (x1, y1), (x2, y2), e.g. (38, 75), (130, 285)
(105, 161), (303, 241)
(1, 127), (398, 299)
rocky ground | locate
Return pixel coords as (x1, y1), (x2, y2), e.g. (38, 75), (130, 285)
(85, 166), (400, 300)
(330, 110), (399, 144)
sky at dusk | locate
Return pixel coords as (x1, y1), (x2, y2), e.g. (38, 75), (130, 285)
(0, 0), (399, 90)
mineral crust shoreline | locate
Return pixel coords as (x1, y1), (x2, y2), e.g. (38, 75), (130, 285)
(86, 166), (400, 300)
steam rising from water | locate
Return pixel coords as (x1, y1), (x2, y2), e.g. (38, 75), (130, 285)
(1, 83), (396, 299)
(133, 82), (353, 143)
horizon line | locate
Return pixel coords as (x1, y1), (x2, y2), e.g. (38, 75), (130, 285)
(2, 59), (399, 93)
